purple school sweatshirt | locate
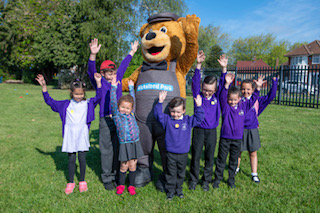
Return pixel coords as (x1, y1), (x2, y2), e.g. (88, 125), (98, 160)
(87, 54), (132, 117)
(192, 68), (226, 129)
(42, 88), (102, 137)
(154, 102), (205, 154)
(220, 87), (259, 140)
(244, 78), (278, 129)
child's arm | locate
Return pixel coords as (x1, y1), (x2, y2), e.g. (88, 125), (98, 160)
(192, 50), (205, 97)
(153, 91), (168, 129)
(128, 80), (136, 112)
(216, 54), (228, 95)
(246, 75), (265, 110)
(257, 77), (278, 116)
(88, 38), (101, 89)
(92, 73), (102, 106)
(220, 73), (235, 111)
(190, 94), (205, 127)
(110, 77), (119, 115)
(117, 40), (139, 82)
(36, 74), (64, 112)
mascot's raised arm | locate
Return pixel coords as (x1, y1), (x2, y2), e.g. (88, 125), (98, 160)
(122, 12), (200, 190)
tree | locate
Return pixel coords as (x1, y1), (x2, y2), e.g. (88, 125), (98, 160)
(204, 44), (223, 68)
(229, 33), (276, 65)
(265, 41), (290, 67)
(289, 41), (309, 51)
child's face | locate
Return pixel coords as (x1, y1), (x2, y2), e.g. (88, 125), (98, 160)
(241, 83), (254, 98)
(169, 105), (186, 120)
(118, 101), (133, 115)
(228, 93), (241, 107)
(101, 70), (117, 82)
(202, 82), (217, 99)
(72, 88), (85, 102)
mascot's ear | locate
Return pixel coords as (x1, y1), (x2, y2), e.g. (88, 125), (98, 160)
(177, 17), (183, 29)
(139, 23), (149, 38)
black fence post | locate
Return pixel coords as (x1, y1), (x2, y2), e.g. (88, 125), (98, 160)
(278, 65), (283, 105)
(235, 67), (238, 86)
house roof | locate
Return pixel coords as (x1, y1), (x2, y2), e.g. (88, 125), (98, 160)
(285, 40), (320, 57)
(236, 59), (270, 68)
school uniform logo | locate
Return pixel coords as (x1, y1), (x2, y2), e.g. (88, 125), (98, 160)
(211, 98), (217, 105)
(239, 110), (244, 116)
(181, 123), (187, 131)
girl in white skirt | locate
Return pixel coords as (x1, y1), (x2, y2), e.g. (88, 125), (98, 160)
(36, 73), (102, 194)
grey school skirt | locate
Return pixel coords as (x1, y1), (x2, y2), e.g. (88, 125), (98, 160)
(119, 140), (144, 162)
(241, 128), (261, 152)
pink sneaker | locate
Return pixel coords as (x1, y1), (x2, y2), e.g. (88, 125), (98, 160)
(65, 183), (75, 195)
(116, 185), (125, 195)
(128, 186), (136, 195)
(79, 181), (88, 193)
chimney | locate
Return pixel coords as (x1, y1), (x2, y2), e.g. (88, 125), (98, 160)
(276, 58), (279, 67)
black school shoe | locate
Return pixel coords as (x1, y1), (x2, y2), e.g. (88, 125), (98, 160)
(252, 175), (260, 184)
(212, 180), (220, 189)
(176, 191), (184, 199)
(202, 181), (210, 192)
(227, 180), (236, 189)
(166, 192), (175, 200)
(104, 181), (116, 190)
(188, 182), (197, 190)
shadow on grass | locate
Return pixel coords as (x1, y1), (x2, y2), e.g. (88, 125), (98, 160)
(86, 129), (102, 182)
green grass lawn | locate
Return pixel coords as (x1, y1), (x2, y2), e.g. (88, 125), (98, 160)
(0, 83), (319, 212)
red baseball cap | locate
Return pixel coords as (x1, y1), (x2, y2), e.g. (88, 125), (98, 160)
(100, 60), (117, 70)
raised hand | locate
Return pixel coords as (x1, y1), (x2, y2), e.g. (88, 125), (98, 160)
(129, 40), (139, 56)
(194, 94), (202, 107)
(158, 91), (167, 103)
(253, 75), (267, 90)
(35, 74), (46, 87)
(197, 50), (206, 64)
(218, 54), (228, 72)
(89, 38), (101, 55)
(94, 73), (102, 82)
(225, 73), (235, 85)
(128, 79), (134, 87)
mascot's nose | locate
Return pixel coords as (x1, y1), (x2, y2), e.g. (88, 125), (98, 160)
(146, 32), (156, 40)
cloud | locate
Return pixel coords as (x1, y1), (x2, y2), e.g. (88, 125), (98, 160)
(221, 0), (320, 44)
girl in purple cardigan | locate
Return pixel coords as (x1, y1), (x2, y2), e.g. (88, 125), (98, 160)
(236, 77), (278, 183)
(36, 73), (102, 195)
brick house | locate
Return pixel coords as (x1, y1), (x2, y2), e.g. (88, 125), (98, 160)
(284, 40), (320, 66)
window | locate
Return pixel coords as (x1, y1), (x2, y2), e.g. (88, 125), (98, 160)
(312, 55), (320, 64)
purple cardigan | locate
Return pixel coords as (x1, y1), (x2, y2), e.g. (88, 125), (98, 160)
(244, 78), (278, 129)
(192, 68), (226, 129)
(154, 102), (205, 154)
(42, 88), (102, 137)
(87, 55), (132, 117)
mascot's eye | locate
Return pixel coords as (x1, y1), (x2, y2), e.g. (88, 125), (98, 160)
(160, 27), (167, 33)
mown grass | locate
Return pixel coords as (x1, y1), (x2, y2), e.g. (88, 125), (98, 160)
(0, 83), (319, 212)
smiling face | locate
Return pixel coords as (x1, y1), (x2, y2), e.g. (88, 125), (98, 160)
(139, 21), (186, 63)
(169, 105), (186, 120)
(202, 82), (217, 99)
(241, 82), (254, 98)
(101, 70), (117, 83)
(228, 93), (241, 107)
(72, 88), (85, 102)
(118, 101), (133, 115)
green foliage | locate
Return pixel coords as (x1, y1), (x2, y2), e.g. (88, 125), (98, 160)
(289, 41), (309, 51)
(124, 48), (144, 78)
(204, 44), (223, 68)
(265, 41), (290, 67)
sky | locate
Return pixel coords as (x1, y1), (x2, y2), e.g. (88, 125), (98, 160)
(185, 0), (320, 45)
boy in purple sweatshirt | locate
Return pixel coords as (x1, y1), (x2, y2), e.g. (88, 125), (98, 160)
(189, 51), (227, 191)
(213, 73), (265, 188)
(87, 38), (139, 190)
(154, 91), (204, 200)
(236, 77), (278, 183)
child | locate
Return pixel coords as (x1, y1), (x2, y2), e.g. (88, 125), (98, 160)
(189, 51), (227, 191)
(212, 74), (265, 188)
(35, 73), (102, 194)
(88, 38), (139, 190)
(236, 77), (278, 183)
(154, 91), (204, 200)
(110, 78), (144, 195)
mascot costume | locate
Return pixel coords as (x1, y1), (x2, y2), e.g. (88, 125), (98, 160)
(122, 12), (200, 189)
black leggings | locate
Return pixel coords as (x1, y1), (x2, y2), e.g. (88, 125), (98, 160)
(68, 151), (86, 183)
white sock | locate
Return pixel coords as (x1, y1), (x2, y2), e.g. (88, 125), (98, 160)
(236, 168), (240, 173)
(252, 173), (259, 182)
(251, 173), (258, 176)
